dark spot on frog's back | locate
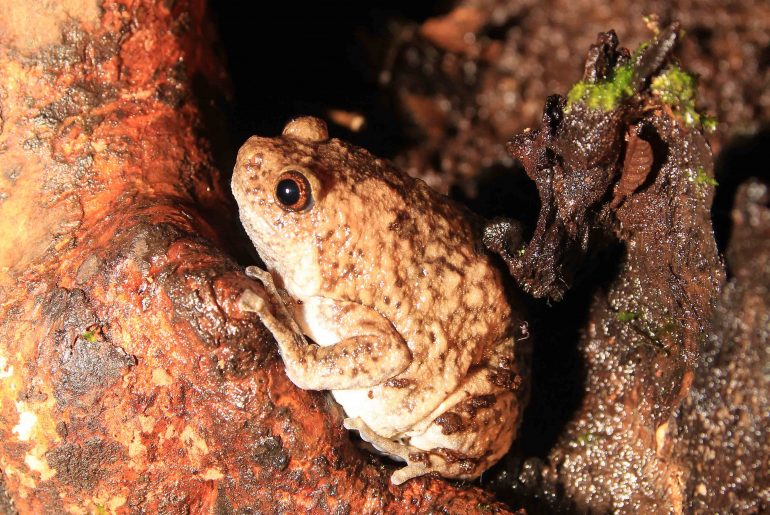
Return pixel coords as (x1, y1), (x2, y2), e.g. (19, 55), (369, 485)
(388, 210), (408, 228)
(383, 377), (415, 389)
(388, 210), (416, 236)
(488, 356), (522, 390)
(408, 451), (430, 464)
(489, 368), (522, 391)
(435, 448), (476, 466)
(456, 394), (496, 416)
(434, 412), (466, 435)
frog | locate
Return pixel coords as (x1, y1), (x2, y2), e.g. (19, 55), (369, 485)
(232, 116), (530, 485)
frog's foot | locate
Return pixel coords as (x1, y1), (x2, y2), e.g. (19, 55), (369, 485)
(239, 266), (275, 313)
(239, 267), (310, 356)
(344, 417), (472, 485)
(244, 266), (282, 302)
(241, 266), (299, 326)
(240, 269), (411, 391)
(245, 266), (298, 308)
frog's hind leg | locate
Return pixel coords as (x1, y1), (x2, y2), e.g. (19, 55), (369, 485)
(344, 355), (523, 484)
(343, 417), (471, 485)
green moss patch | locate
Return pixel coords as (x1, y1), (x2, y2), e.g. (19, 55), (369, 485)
(81, 329), (99, 343)
(567, 35), (717, 131)
(689, 167), (719, 187)
(616, 310), (640, 322)
(651, 66), (716, 130)
(567, 63), (635, 111)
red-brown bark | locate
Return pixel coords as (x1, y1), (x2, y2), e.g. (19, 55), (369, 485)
(0, 1), (508, 513)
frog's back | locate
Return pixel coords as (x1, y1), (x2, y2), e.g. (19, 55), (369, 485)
(312, 141), (517, 436)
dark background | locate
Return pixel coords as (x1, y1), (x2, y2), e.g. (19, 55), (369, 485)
(211, 1), (442, 155)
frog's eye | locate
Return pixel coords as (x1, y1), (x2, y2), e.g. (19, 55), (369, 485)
(275, 169), (312, 211)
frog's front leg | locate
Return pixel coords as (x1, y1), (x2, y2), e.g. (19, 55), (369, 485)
(239, 266), (412, 390)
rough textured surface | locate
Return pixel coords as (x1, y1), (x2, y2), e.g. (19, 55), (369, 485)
(1, 1), (767, 513)
(0, 1), (508, 512)
(481, 29), (723, 512)
(673, 180), (770, 513)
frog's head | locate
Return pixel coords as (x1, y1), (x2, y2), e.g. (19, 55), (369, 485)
(231, 117), (337, 297)
(233, 116), (415, 299)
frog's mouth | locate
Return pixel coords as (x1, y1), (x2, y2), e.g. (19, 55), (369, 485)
(239, 216), (280, 269)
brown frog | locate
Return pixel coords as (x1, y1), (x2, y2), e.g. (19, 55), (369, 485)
(233, 116), (529, 484)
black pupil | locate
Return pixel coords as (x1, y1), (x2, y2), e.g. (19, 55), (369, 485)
(276, 178), (301, 206)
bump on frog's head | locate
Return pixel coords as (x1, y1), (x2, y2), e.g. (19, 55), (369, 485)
(282, 116), (329, 143)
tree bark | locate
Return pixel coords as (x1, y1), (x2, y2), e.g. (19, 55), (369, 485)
(0, 1), (506, 513)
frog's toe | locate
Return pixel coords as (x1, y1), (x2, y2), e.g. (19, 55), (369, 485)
(238, 289), (265, 313)
(343, 417), (364, 432)
(391, 463), (428, 485)
(392, 452), (480, 484)
(344, 417), (385, 448)
(345, 418), (411, 460)
(245, 265), (272, 283)
(344, 417), (467, 485)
